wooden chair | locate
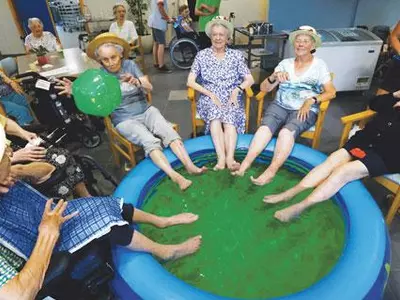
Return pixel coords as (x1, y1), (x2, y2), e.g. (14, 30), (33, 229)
(339, 109), (400, 225)
(104, 92), (179, 169)
(187, 87), (254, 137)
(253, 73), (335, 149)
(131, 36), (146, 73)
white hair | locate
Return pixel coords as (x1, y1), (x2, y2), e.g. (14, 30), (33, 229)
(95, 43), (124, 59)
(28, 18), (43, 29)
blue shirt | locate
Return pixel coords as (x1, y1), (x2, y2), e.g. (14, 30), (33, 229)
(148, 0), (168, 31)
(102, 60), (149, 125)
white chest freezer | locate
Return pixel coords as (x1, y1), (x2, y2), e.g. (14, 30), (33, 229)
(283, 28), (383, 91)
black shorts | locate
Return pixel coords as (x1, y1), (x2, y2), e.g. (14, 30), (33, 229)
(380, 57), (400, 92)
(107, 204), (135, 246)
(343, 138), (389, 177)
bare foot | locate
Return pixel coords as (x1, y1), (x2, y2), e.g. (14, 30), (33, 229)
(274, 203), (306, 222)
(250, 169), (276, 186)
(213, 163), (225, 171)
(227, 160), (240, 171)
(187, 165), (208, 175)
(231, 165), (246, 176)
(161, 235), (202, 260)
(172, 174), (192, 191)
(263, 191), (294, 204)
(158, 213), (199, 228)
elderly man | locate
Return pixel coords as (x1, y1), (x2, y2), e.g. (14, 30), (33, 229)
(24, 17), (61, 53)
(56, 33), (206, 191)
(0, 114), (202, 299)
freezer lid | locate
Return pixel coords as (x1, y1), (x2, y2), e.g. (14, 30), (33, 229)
(316, 29), (339, 42)
(327, 28), (382, 42)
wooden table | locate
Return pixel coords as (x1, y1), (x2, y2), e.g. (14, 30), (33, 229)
(17, 48), (100, 78)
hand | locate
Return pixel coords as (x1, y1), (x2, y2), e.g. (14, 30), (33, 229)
(297, 98), (314, 122)
(120, 73), (140, 86)
(229, 88), (239, 106)
(393, 90), (400, 98)
(38, 199), (79, 236)
(394, 101), (400, 108)
(10, 81), (24, 94)
(11, 147), (46, 163)
(21, 130), (37, 142)
(209, 93), (222, 108)
(54, 77), (73, 96)
(272, 71), (289, 83)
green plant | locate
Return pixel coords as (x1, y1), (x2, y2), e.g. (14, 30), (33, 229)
(126, 0), (150, 35)
(30, 45), (49, 56)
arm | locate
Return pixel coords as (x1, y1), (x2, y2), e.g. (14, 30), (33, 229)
(4, 117), (37, 141)
(187, 72), (213, 97)
(195, 8), (211, 16)
(0, 199), (77, 300)
(157, 1), (172, 21)
(129, 23), (139, 45)
(369, 93), (398, 113)
(200, 4), (218, 14)
(138, 75), (153, 92)
(316, 81), (336, 103)
(0, 69), (24, 95)
(390, 21), (400, 55)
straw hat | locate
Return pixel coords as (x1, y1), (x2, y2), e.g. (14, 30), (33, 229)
(205, 16), (234, 39)
(86, 32), (130, 60)
(0, 125), (5, 161)
(289, 25), (322, 48)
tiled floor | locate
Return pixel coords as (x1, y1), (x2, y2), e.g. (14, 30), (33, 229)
(78, 54), (400, 299)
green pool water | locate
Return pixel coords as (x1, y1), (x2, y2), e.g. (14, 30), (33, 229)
(140, 156), (345, 299)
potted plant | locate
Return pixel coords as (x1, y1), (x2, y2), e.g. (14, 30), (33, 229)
(126, 0), (153, 54)
(30, 46), (49, 66)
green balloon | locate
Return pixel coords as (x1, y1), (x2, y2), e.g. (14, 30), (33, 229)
(72, 69), (121, 117)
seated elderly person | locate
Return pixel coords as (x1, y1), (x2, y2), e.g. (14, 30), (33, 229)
(264, 92), (400, 222)
(233, 26), (336, 184)
(0, 114), (91, 198)
(0, 68), (33, 125)
(187, 17), (254, 171)
(0, 124), (202, 299)
(109, 4), (138, 46)
(56, 33), (206, 190)
(24, 18), (61, 53)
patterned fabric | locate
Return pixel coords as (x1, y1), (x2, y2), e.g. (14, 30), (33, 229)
(24, 32), (58, 52)
(191, 47), (250, 134)
(0, 244), (25, 288)
(174, 15), (192, 33)
(274, 57), (331, 113)
(148, 0), (168, 31)
(0, 77), (13, 98)
(0, 181), (128, 260)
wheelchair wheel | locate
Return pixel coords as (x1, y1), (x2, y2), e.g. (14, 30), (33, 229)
(169, 38), (199, 70)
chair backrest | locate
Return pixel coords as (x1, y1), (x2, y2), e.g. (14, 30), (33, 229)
(0, 57), (18, 77)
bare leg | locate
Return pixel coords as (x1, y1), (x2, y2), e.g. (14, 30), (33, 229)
(223, 123), (240, 171)
(74, 182), (91, 198)
(232, 126), (273, 176)
(210, 120), (226, 170)
(169, 139), (207, 175)
(125, 231), (202, 261)
(157, 44), (165, 67)
(149, 149), (192, 190)
(251, 128), (295, 186)
(264, 149), (352, 203)
(274, 160), (369, 222)
(152, 42), (159, 66)
(132, 208), (199, 228)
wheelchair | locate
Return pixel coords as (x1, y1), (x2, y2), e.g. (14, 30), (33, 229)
(169, 28), (200, 70)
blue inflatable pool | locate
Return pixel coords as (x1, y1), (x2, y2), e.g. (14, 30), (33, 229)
(111, 135), (390, 300)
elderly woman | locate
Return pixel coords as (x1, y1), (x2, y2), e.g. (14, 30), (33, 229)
(0, 68), (33, 125)
(233, 26), (336, 184)
(24, 18), (61, 53)
(264, 92), (400, 222)
(56, 33), (206, 190)
(187, 17), (254, 171)
(0, 124), (202, 299)
(109, 4), (138, 46)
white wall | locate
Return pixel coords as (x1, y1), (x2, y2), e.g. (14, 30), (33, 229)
(0, 1), (25, 55)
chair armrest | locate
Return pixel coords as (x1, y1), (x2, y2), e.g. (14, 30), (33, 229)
(188, 87), (195, 102)
(254, 91), (266, 102)
(341, 109), (376, 125)
(320, 100), (330, 112)
(245, 87), (254, 97)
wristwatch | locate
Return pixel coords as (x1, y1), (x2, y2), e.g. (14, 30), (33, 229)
(311, 96), (318, 104)
(267, 76), (276, 84)
(237, 85), (244, 92)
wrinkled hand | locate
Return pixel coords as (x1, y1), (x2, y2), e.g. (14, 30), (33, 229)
(394, 101), (400, 108)
(11, 147), (46, 163)
(209, 93), (222, 108)
(0, 175), (16, 194)
(120, 73), (140, 86)
(39, 199), (79, 236)
(10, 81), (24, 94)
(54, 77), (73, 96)
(21, 130), (37, 142)
(297, 98), (314, 122)
(273, 71), (289, 83)
(229, 89), (239, 106)
(393, 90), (400, 99)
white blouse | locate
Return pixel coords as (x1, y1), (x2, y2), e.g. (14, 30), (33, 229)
(109, 20), (138, 44)
(25, 32), (58, 52)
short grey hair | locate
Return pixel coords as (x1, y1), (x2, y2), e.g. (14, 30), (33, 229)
(95, 43), (124, 59)
(28, 18), (43, 29)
